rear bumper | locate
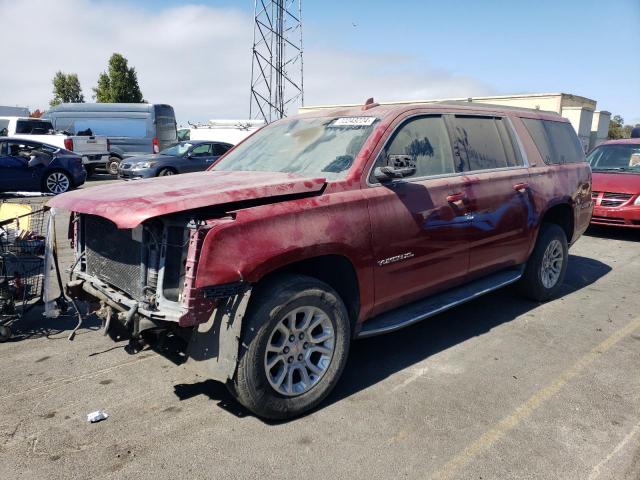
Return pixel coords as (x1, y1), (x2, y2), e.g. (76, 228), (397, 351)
(73, 170), (87, 187)
(591, 205), (640, 228)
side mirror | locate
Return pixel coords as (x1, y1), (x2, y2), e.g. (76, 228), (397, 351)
(374, 154), (416, 182)
(186, 151), (194, 158)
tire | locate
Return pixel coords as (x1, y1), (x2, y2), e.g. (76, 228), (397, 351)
(43, 170), (72, 194)
(518, 223), (568, 302)
(0, 325), (12, 343)
(106, 156), (120, 176)
(229, 274), (351, 420)
(85, 165), (95, 178)
(157, 168), (176, 177)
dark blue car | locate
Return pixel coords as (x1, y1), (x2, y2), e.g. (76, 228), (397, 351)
(0, 137), (86, 194)
(117, 140), (232, 179)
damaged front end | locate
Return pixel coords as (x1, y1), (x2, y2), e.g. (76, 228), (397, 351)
(66, 212), (250, 381)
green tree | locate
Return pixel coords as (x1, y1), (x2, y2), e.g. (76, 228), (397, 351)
(50, 71), (84, 107)
(608, 115), (625, 140)
(92, 53), (145, 103)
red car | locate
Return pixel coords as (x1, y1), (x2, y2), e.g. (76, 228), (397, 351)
(49, 101), (592, 419)
(587, 138), (640, 228)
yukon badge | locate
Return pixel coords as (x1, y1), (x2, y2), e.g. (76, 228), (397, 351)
(377, 252), (415, 267)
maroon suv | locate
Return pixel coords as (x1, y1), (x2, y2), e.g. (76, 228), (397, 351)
(50, 101), (593, 419)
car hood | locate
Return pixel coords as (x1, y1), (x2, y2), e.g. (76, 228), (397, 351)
(47, 170), (327, 228)
(592, 171), (640, 195)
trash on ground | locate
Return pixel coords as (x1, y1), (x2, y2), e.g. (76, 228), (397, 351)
(87, 410), (109, 423)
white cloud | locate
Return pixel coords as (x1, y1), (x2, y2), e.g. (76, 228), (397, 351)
(0, 0), (493, 123)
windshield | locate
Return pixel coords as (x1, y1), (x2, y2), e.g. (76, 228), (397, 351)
(160, 142), (192, 156)
(587, 144), (640, 173)
(213, 116), (379, 179)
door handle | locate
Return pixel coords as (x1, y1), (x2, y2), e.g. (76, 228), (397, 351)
(446, 192), (466, 203)
(513, 182), (529, 192)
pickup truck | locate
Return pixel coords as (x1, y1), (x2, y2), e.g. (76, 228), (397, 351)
(0, 117), (109, 176)
(49, 100), (593, 419)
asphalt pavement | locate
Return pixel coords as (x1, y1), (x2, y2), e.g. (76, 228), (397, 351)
(0, 176), (639, 480)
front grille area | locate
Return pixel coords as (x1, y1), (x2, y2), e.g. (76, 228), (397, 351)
(599, 192), (633, 208)
(83, 215), (143, 298)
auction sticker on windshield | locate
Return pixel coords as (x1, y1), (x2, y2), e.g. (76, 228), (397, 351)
(330, 117), (377, 127)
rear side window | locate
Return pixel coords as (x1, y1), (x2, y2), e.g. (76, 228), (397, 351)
(543, 121), (585, 163)
(15, 119), (53, 134)
(450, 116), (520, 172)
(522, 118), (585, 164)
(372, 115), (455, 181)
(212, 143), (231, 155)
(60, 118), (148, 137)
(0, 119), (9, 136)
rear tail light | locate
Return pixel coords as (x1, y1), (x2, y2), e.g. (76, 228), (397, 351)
(64, 138), (73, 151)
(153, 137), (159, 153)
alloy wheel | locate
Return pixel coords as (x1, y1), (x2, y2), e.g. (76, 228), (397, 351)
(46, 172), (70, 194)
(541, 239), (563, 288)
(264, 306), (335, 397)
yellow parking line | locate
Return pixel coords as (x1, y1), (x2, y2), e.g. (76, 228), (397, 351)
(432, 315), (640, 480)
(588, 421), (640, 480)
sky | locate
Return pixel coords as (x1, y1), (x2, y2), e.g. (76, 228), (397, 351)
(0, 0), (638, 125)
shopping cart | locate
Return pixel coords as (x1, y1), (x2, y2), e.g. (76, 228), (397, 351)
(0, 208), (50, 342)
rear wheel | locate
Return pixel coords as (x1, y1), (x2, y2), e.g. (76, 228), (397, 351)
(519, 223), (568, 301)
(43, 170), (72, 194)
(229, 275), (350, 420)
(158, 168), (176, 177)
(85, 165), (95, 178)
(106, 156), (120, 176)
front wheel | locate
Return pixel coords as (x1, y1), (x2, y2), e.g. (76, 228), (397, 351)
(106, 157), (120, 176)
(43, 170), (72, 194)
(229, 275), (351, 420)
(157, 168), (176, 177)
(518, 223), (568, 302)
(0, 325), (12, 342)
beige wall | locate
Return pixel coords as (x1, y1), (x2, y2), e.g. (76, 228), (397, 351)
(590, 111), (611, 150)
(299, 92), (597, 115)
(561, 106), (594, 152)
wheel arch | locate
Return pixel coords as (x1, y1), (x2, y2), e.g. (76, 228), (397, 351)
(539, 201), (575, 244)
(157, 166), (178, 176)
(252, 253), (361, 330)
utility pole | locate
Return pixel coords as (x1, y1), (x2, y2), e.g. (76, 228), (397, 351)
(250, 0), (304, 123)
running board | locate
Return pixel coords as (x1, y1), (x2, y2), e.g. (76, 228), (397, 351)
(357, 266), (525, 339)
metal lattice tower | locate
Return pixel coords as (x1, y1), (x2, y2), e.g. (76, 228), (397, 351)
(250, 0), (304, 123)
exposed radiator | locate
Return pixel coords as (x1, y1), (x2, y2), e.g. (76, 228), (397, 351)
(83, 215), (143, 299)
